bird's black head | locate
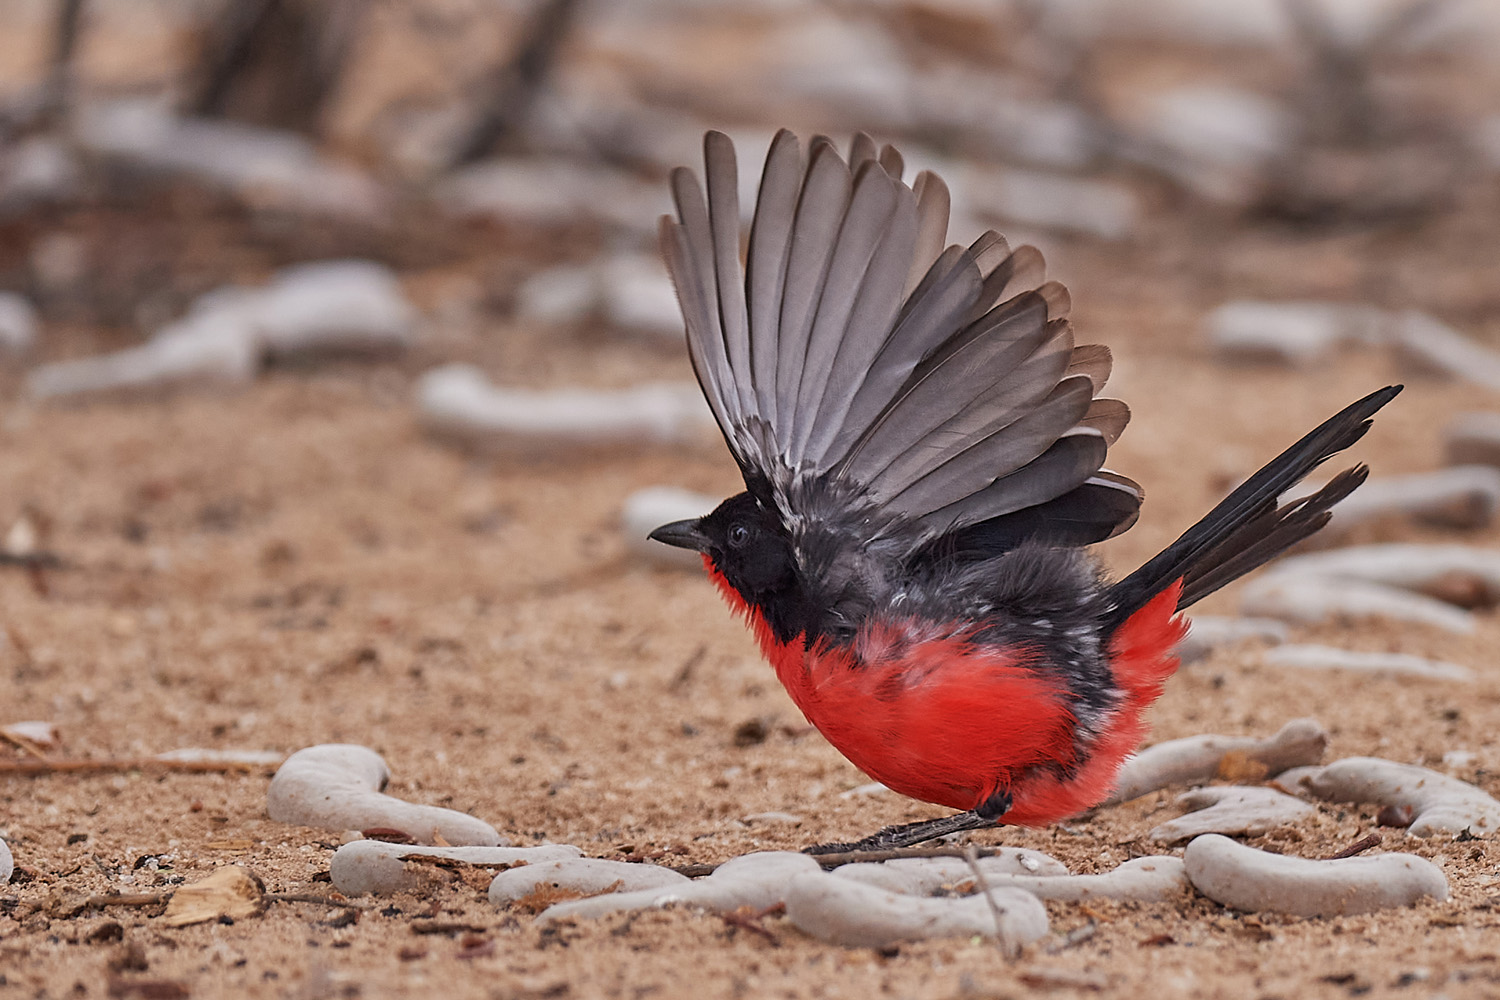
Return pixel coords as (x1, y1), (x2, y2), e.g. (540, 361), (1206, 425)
(649, 492), (808, 640)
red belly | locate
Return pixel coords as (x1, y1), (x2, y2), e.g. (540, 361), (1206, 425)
(707, 562), (1186, 826)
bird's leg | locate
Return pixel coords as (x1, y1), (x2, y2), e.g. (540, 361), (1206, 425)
(803, 791), (1011, 855)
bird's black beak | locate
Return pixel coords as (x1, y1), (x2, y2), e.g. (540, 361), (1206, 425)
(649, 518), (710, 552)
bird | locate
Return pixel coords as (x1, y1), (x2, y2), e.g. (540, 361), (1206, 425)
(647, 129), (1400, 853)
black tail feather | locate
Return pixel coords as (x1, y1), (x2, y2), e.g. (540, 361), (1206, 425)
(1103, 385), (1402, 632)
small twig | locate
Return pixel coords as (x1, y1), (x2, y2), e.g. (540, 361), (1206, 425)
(85, 892), (168, 908)
(719, 903), (784, 945)
(0, 729), (49, 759)
(266, 892), (373, 911)
(668, 844), (1008, 878)
(1325, 832), (1382, 860)
(1046, 918), (1098, 954)
(964, 844), (1017, 960)
(0, 757), (275, 777)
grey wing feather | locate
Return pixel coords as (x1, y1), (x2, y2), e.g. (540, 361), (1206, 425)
(744, 130), (802, 428)
(662, 129), (1140, 555)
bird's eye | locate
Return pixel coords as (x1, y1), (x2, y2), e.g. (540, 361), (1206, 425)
(727, 524), (751, 548)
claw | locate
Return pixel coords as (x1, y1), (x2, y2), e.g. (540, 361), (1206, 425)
(803, 810), (996, 855)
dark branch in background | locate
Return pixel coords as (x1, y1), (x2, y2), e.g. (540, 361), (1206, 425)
(445, 0), (583, 169)
(39, 0), (87, 123)
(1282, 0), (1453, 146)
(184, 0), (370, 136)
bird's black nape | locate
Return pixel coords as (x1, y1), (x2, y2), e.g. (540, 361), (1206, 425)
(1103, 385), (1402, 632)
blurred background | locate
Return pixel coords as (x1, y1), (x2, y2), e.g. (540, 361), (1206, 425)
(2, 0), (1500, 375)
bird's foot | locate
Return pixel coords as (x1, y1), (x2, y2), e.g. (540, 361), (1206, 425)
(802, 809), (995, 855)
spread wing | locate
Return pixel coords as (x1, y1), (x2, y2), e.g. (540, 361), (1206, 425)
(660, 130), (1141, 557)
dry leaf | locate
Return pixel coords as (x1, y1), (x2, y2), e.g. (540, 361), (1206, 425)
(161, 866), (265, 928)
(1216, 750), (1270, 783)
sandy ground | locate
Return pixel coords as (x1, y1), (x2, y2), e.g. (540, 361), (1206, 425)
(4, 175), (1500, 1000)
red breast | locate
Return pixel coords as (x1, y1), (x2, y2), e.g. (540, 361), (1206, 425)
(706, 558), (1186, 826)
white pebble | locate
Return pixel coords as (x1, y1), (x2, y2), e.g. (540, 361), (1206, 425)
(1392, 310), (1500, 392)
(784, 871), (1049, 949)
(1177, 615), (1288, 663)
(1108, 718), (1328, 805)
(1206, 301), (1386, 366)
(73, 98), (385, 222)
(1240, 573), (1475, 633)
(1319, 467), (1500, 532)
(0, 292), (37, 354)
(621, 487), (718, 568)
(489, 858), (688, 905)
(1149, 787), (1315, 844)
(0, 836), (10, 884)
(599, 254), (682, 337)
(266, 744), (502, 846)
(1128, 86), (1292, 204)
(959, 165), (1139, 241)
(28, 315), (259, 401)
(1297, 757), (1500, 837)
(516, 265), (596, 326)
(437, 157), (669, 234)
(831, 849), (1068, 895)
(537, 850), (819, 924)
(1446, 412), (1500, 468)
(1263, 645), (1473, 682)
(2, 720), (59, 748)
(331, 841), (581, 896)
(155, 748), (285, 765)
(1257, 543), (1500, 596)
(1183, 834), (1448, 916)
(416, 365), (714, 451)
(253, 260), (417, 359)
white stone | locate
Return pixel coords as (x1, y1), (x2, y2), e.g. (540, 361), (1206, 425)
(1206, 301), (1387, 366)
(266, 744), (502, 846)
(72, 98), (385, 221)
(1177, 615), (1288, 663)
(1263, 644), (1473, 682)
(437, 157), (669, 233)
(1149, 786), (1315, 843)
(488, 858), (689, 905)
(254, 260), (417, 358)
(1184, 833), (1448, 916)
(416, 365), (714, 451)
(1240, 573), (1475, 634)
(621, 486), (719, 568)
(537, 850), (820, 923)
(0, 292), (38, 353)
(1108, 718), (1328, 805)
(784, 871), (1049, 949)
(959, 166), (1139, 240)
(830, 849), (1068, 895)
(331, 841), (581, 896)
(1393, 311), (1500, 391)
(1297, 757), (1500, 837)
(27, 314), (259, 400)
(1128, 86), (1292, 204)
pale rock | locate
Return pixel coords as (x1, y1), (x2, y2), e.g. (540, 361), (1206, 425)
(1206, 301), (1386, 366)
(267, 744), (503, 846)
(1108, 718), (1328, 805)
(1263, 644), (1473, 682)
(621, 486), (719, 568)
(784, 871), (1048, 949)
(1297, 757), (1500, 837)
(537, 851), (820, 923)
(0, 292), (38, 353)
(1177, 615), (1288, 663)
(417, 365), (713, 451)
(331, 841), (581, 896)
(1184, 833), (1448, 916)
(1392, 311), (1500, 391)
(489, 858), (689, 905)
(1149, 786), (1315, 843)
